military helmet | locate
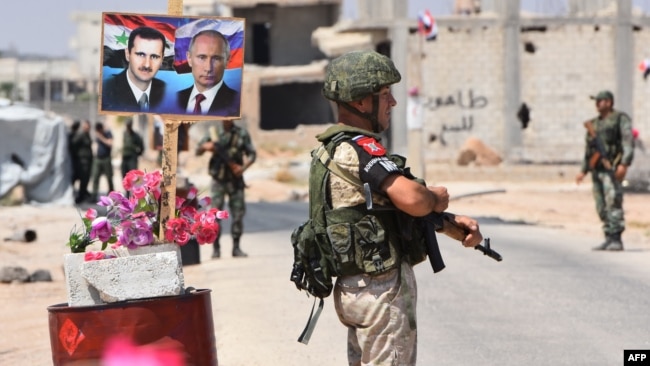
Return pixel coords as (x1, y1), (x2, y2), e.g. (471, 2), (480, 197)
(323, 50), (401, 102)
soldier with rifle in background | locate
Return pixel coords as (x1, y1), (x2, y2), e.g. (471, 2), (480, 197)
(196, 119), (256, 258)
(576, 90), (635, 251)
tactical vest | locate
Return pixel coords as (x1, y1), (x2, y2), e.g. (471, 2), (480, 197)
(291, 126), (427, 296)
(290, 125), (428, 344)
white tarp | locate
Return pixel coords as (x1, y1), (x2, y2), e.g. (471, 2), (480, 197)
(0, 102), (74, 205)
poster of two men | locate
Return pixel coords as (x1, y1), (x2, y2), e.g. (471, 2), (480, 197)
(99, 13), (244, 119)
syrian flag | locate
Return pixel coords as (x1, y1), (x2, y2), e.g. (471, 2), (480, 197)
(102, 13), (176, 70)
(418, 9), (438, 41)
(172, 18), (244, 74)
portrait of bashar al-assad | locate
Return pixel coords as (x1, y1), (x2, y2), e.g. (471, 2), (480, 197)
(101, 26), (168, 113)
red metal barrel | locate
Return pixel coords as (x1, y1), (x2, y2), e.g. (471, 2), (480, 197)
(47, 288), (217, 365)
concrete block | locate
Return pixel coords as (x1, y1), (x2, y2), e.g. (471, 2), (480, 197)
(63, 244), (185, 307)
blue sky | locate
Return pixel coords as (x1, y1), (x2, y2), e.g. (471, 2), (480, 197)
(1, 0), (167, 57)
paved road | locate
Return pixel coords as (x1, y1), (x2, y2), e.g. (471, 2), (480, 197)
(185, 202), (650, 366)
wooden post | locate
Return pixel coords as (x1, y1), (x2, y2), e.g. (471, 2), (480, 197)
(158, 0), (185, 240)
(168, 0), (183, 15)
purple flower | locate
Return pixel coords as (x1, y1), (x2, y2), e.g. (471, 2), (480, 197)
(118, 218), (154, 249)
(90, 217), (113, 243)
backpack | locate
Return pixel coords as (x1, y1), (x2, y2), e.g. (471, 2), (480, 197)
(289, 131), (363, 344)
(289, 140), (341, 300)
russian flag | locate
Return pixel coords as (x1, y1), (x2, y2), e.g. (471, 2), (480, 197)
(102, 13), (177, 70)
(418, 9), (438, 41)
(172, 18), (244, 74)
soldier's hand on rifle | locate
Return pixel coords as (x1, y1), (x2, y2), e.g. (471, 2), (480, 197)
(197, 141), (214, 155)
(448, 214), (483, 248)
(614, 164), (628, 182)
(427, 186), (449, 213)
(231, 163), (244, 177)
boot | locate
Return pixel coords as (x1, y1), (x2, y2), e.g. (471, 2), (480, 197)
(605, 232), (623, 251)
(212, 241), (221, 259)
(592, 232), (624, 251)
(592, 235), (611, 251)
(232, 238), (248, 258)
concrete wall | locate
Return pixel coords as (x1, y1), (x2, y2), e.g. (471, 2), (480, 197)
(410, 26), (506, 162)
(408, 21), (650, 164)
(236, 4), (337, 66)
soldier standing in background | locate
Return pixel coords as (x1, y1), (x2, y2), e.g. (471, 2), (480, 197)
(70, 120), (93, 204)
(68, 120), (81, 186)
(576, 90), (635, 251)
(91, 122), (115, 201)
(121, 118), (145, 178)
(195, 119), (256, 258)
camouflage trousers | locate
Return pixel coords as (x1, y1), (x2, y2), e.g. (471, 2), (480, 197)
(591, 170), (625, 235)
(334, 262), (417, 366)
(211, 179), (246, 241)
(120, 155), (139, 178)
(91, 157), (114, 198)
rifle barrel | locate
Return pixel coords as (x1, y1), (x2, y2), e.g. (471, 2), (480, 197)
(474, 240), (503, 261)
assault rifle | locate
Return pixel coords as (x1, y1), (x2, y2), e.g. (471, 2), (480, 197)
(209, 126), (244, 178)
(583, 120), (612, 170)
(363, 183), (502, 274)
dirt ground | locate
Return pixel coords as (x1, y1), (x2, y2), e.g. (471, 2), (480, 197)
(1, 151), (649, 364)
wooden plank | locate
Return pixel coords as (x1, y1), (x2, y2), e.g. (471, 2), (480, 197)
(159, 0), (184, 240)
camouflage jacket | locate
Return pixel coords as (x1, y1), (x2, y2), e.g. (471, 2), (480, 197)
(200, 123), (256, 181)
(580, 110), (634, 173)
(122, 130), (144, 158)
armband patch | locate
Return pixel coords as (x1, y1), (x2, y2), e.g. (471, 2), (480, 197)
(353, 136), (386, 156)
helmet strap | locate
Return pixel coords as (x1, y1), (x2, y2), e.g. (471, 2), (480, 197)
(339, 95), (381, 133)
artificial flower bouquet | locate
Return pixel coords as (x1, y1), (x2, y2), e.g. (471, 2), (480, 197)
(67, 169), (228, 260)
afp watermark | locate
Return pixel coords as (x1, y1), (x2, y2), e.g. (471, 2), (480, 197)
(625, 350), (650, 365)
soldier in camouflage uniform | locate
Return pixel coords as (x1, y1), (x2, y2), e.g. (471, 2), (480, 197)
(320, 50), (483, 366)
(91, 122), (115, 201)
(70, 120), (93, 204)
(120, 118), (145, 178)
(576, 90), (635, 251)
(196, 119), (256, 258)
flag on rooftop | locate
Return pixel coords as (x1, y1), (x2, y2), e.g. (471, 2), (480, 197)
(639, 59), (650, 80)
(102, 13), (176, 70)
(418, 9), (438, 41)
(172, 18), (244, 74)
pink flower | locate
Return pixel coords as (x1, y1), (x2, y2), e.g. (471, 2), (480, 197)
(85, 208), (97, 221)
(123, 170), (148, 199)
(84, 251), (105, 261)
(165, 218), (191, 245)
(90, 217), (113, 243)
(186, 186), (198, 201)
(144, 171), (162, 198)
(216, 210), (229, 220)
(197, 196), (211, 209)
(179, 205), (197, 221)
(192, 221), (219, 245)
